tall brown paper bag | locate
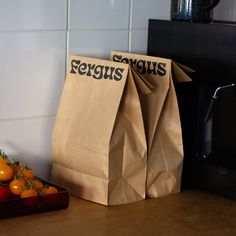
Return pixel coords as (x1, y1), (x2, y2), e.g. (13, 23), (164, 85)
(51, 55), (152, 205)
(110, 51), (192, 198)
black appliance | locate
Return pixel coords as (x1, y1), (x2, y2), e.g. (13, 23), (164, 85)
(147, 19), (236, 199)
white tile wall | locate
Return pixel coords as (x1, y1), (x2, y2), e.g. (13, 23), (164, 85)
(69, 30), (129, 59)
(0, 32), (66, 119)
(0, 0), (67, 30)
(213, 0), (236, 22)
(0, 0), (235, 179)
(129, 0), (171, 53)
(0, 0), (67, 179)
(69, 0), (130, 30)
(131, 0), (171, 29)
(130, 30), (148, 54)
(0, 116), (55, 179)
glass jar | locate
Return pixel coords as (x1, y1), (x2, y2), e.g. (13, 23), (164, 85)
(171, 0), (221, 23)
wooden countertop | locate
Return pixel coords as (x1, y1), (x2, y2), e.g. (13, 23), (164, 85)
(0, 189), (236, 236)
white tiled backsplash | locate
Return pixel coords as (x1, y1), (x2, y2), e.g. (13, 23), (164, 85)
(0, 0), (234, 179)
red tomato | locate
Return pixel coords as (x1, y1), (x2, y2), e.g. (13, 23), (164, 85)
(0, 185), (11, 201)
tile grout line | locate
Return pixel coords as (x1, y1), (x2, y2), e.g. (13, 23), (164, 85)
(0, 114), (56, 122)
(128, 0), (133, 52)
(65, 0), (70, 79)
(67, 28), (130, 32)
(0, 28), (134, 33)
(0, 29), (66, 33)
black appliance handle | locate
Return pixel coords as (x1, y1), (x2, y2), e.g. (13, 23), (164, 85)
(204, 83), (235, 122)
(202, 0), (221, 10)
(204, 97), (217, 122)
(202, 83), (235, 159)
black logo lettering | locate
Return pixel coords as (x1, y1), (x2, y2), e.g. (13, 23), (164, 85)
(146, 61), (157, 75)
(92, 65), (104, 80)
(70, 59), (80, 74)
(78, 63), (87, 75)
(86, 63), (96, 76)
(70, 59), (124, 81)
(136, 60), (146, 74)
(129, 58), (138, 68)
(112, 54), (122, 62)
(114, 68), (124, 81)
(112, 54), (167, 77)
(121, 57), (129, 64)
(104, 66), (115, 80)
(157, 63), (167, 76)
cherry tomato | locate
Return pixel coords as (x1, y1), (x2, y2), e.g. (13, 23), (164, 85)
(0, 150), (10, 165)
(41, 186), (58, 195)
(21, 189), (38, 207)
(18, 177), (27, 187)
(31, 178), (43, 190)
(9, 179), (26, 195)
(10, 161), (21, 176)
(21, 189), (38, 198)
(0, 157), (8, 165)
(0, 185), (11, 201)
(0, 164), (14, 181)
(41, 186), (59, 206)
(17, 166), (34, 179)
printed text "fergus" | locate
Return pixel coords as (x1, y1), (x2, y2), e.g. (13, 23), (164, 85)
(70, 59), (124, 81)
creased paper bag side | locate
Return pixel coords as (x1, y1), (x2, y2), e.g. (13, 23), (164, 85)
(110, 51), (171, 149)
(147, 73), (183, 197)
(108, 68), (148, 205)
(110, 51), (186, 198)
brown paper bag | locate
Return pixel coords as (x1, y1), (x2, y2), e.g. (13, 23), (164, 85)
(51, 55), (151, 205)
(110, 51), (192, 198)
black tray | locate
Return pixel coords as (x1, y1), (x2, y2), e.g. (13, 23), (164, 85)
(0, 179), (70, 219)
